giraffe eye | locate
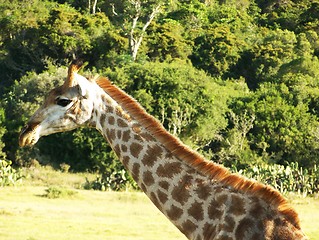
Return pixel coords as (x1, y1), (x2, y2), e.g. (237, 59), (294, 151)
(56, 98), (72, 107)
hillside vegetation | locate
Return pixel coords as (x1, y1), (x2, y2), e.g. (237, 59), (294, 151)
(0, 0), (319, 193)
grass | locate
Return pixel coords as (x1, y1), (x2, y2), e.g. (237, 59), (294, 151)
(0, 186), (185, 240)
(0, 167), (318, 239)
(290, 195), (319, 239)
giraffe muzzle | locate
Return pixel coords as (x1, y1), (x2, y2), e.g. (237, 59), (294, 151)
(19, 123), (40, 147)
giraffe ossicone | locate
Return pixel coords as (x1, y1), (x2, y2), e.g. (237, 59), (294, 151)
(19, 62), (308, 240)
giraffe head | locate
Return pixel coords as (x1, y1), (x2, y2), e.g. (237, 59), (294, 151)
(19, 62), (96, 147)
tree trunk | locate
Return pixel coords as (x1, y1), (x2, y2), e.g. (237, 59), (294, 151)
(129, 2), (161, 61)
(92, 0), (98, 14)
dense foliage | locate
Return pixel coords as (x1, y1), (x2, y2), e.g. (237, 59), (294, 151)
(1, 0), (319, 193)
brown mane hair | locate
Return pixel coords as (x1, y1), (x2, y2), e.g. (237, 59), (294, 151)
(95, 76), (301, 229)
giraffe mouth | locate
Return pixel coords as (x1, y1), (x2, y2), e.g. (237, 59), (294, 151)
(19, 123), (40, 147)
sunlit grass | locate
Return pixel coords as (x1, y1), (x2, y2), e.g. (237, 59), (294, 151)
(289, 194), (319, 239)
(0, 186), (186, 240)
(0, 167), (318, 239)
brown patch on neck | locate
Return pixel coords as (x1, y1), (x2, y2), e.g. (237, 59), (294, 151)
(95, 77), (302, 229)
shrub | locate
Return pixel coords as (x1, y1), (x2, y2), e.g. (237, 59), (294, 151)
(0, 159), (24, 186)
(232, 162), (319, 197)
(84, 169), (138, 191)
(43, 186), (77, 199)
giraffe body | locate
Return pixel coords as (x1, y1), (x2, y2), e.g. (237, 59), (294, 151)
(19, 63), (308, 240)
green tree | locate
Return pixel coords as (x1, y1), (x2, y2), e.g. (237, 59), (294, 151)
(0, 0), (54, 87)
(235, 28), (297, 89)
(255, 0), (308, 31)
(165, 0), (209, 34)
(232, 83), (319, 167)
(102, 60), (247, 147)
(191, 24), (245, 77)
(146, 20), (192, 61)
(101, 0), (164, 61)
(0, 1), (123, 92)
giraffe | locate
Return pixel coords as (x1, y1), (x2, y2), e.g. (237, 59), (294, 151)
(19, 62), (308, 240)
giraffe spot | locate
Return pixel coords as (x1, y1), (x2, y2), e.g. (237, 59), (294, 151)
(166, 205), (183, 221)
(113, 144), (121, 157)
(208, 198), (224, 220)
(252, 233), (263, 239)
(101, 94), (107, 103)
(130, 142), (143, 158)
(132, 163), (140, 180)
(157, 190), (168, 204)
(195, 180), (212, 200)
(117, 118), (128, 128)
(140, 183), (147, 192)
(100, 114), (106, 125)
(188, 200), (204, 221)
(140, 132), (155, 141)
(143, 171), (154, 186)
(132, 123), (141, 134)
(115, 106), (124, 117)
(122, 130), (131, 142)
(156, 162), (182, 179)
(106, 105), (114, 113)
(181, 220), (197, 239)
(134, 134), (143, 142)
(106, 129), (116, 143)
(203, 223), (217, 240)
(221, 216), (235, 233)
(229, 194), (246, 216)
(141, 145), (163, 167)
(165, 151), (173, 159)
(108, 116), (115, 125)
(216, 235), (233, 240)
(101, 94), (112, 105)
(159, 181), (170, 191)
(121, 145), (128, 152)
(122, 156), (130, 167)
(123, 113), (131, 122)
(249, 199), (265, 219)
(150, 192), (161, 210)
(117, 130), (122, 139)
(235, 217), (254, 240)
(171, 175), (192, 205)
(216, 194), (228, 206)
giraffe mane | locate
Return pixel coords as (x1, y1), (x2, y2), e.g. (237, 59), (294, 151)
(95, 76), (301, 229)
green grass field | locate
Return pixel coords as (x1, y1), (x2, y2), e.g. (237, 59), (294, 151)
(0, 167), (318, 239)
(0, 187), (186, 240)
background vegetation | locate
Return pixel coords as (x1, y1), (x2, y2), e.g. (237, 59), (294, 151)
(1, 0), (319, 194)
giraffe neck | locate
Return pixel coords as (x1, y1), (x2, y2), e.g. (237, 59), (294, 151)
(90, 90), (214, 237)
(88, 83), (308, 240)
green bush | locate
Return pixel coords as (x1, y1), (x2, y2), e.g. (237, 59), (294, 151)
(0, 107), (6, 159)
(232, 162), (319, 197)
(0, 159), (24, 186)
(84, 169), (138, 191)
(43, 186), (77, 199)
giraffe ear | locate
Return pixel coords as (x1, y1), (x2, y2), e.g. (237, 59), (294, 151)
(64, 60), (83, 89)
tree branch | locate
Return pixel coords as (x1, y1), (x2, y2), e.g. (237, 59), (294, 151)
(129, 2), (162, 60)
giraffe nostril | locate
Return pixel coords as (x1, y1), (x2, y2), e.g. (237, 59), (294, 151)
(20, 124), (30, 136)
(20, 122), (40, 137)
